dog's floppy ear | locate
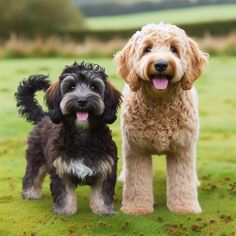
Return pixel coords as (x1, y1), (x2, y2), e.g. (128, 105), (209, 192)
(45, 80), (64, 124)
(114, 40), (141, 91)
(103, 81), (122, 124)
(181, 38), (208, 90)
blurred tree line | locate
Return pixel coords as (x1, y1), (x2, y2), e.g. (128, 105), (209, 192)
(0, 0), (85, 37)
(75, 0), (236, 16)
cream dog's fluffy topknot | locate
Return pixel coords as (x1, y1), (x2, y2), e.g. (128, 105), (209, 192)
(115, 23), (208, 215)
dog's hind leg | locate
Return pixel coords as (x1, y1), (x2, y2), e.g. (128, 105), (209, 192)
(118, 159), (125, 182)
(50, 174), (77, 215)
(22, 141), (47, 200)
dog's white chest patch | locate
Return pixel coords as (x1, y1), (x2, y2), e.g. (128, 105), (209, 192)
(65, 160), (94, 179)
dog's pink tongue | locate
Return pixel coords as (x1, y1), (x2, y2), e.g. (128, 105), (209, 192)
(76, 112), (88, 121)
(152, 77), (169, 90)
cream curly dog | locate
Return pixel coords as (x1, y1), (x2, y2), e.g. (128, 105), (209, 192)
(115, 23), (208, 215)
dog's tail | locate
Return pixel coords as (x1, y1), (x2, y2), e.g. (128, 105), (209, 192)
(15, 74), (51, 124)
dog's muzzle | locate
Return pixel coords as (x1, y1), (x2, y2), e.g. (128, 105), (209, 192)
(60, 93), (105, 123)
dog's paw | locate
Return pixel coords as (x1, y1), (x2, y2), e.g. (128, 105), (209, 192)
(99, 210), (118, 216)
(168, 202), (202, 214)
(91, 205), (116, 216)
(53, 206), (77, 215)
(121, 205), (153, 215)
(22, 188), (41, 200)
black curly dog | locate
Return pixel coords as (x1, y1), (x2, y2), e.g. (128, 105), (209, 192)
(15, 62), (121, 215)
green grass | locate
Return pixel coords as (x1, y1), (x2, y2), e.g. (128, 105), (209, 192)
(87, 4), (236, 30)
(0, 56), (236, 236)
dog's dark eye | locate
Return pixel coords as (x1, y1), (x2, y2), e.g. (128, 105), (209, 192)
(144, 46), (152, 53)
(170, 46), (177, 53)
(90, 85), (97, 91)
(68, 85), (75, 91)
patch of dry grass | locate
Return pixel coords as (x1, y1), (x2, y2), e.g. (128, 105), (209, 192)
(198, 33), (236, 56)
(0, 34), (125, 58)
(0, 33), (236, 58)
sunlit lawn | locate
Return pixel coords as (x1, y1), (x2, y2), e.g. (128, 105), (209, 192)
(0, 56), (235, 236)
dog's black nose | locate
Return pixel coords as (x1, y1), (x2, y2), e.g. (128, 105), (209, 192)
(154, 60), (168, 72)
(78, 98), (87, 107)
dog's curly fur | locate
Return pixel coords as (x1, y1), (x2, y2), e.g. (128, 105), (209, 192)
(15, 62), (121, 215)
(115, 23), (208, 215)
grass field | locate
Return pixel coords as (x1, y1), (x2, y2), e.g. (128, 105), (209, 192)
(87, 4), (236, 30)
(0, 56), (236, 236)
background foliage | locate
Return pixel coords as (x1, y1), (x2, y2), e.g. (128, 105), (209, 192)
(0, 0), (85, 37)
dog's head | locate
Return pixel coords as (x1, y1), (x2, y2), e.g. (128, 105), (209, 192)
(115, 23), (208, 94)
(45, 62), (121, 127)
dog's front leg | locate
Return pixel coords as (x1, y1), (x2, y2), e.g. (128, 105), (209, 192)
(50, 174), (77, 215)
(166, 146), (201, 214)
(90, 172), (116, 216)
(121, 143), (153, 215)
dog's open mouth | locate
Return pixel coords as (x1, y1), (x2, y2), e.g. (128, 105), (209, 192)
(150, 75), (172, 90)
(76, 112), (89, 122)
